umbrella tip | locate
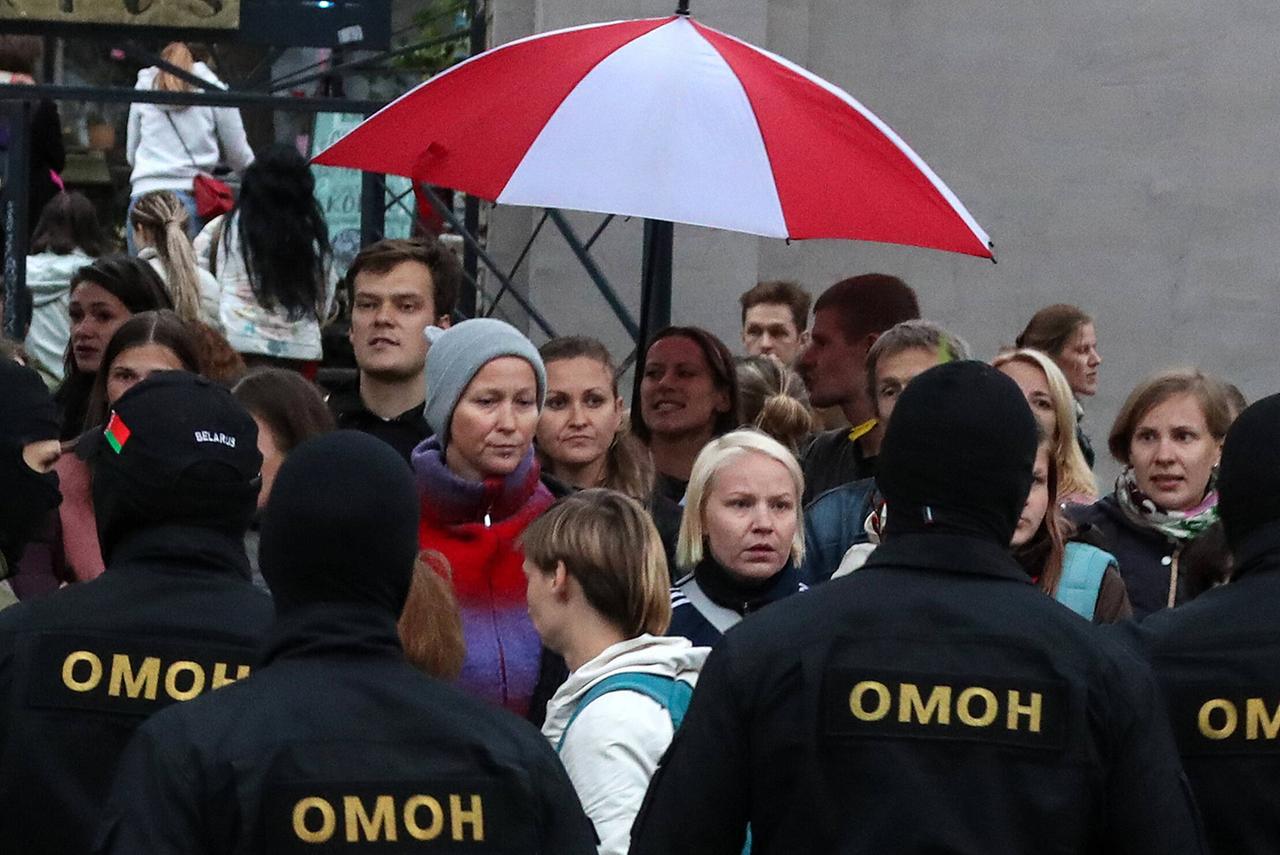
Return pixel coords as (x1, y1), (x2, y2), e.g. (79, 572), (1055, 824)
(676, 0), (690, 15)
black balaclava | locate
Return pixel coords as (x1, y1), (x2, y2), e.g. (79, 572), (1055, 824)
(0, 360), (62, 570)
(1217, 392), (1280, 559)
(86, 372), (262, 560)
(259, 431), (419, 616)
(878, 360), (1038, 546)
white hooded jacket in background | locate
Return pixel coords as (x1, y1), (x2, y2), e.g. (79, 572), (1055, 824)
(25, 249), (94, 387)
(541, 635), (709, 855)
(126, 63), (254, 197)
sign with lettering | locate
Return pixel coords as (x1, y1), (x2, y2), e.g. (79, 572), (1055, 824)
(311, 112), (414, 277)
(0, 0), (240, 30)
(823, 668), (1067, 751)
(26, 632), (254, 717)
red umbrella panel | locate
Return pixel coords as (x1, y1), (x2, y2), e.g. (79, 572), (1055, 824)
(314, 14), (993, 259)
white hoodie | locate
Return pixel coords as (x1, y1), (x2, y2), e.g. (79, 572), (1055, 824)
(541, 635), (709, 855)
(24, 249), (94, 386)
(126, 63), (254, 196)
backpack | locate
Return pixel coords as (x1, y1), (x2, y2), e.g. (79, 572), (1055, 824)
(1055, 542), (1117, 620)
(556, 672), (754, 854)
(556, 672), (692, 752)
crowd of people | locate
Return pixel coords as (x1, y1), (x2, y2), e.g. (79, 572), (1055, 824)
(0, 36), (1275, 855)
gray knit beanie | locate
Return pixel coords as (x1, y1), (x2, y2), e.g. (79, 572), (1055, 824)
(423, 318), (547, 450)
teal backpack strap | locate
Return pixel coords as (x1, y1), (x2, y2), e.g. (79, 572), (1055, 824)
(1055, 542), (1116, 620)
(556, 672), (693, 752)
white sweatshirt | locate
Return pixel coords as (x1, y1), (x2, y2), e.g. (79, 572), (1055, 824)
(126, 63), (254, 196)
(24, 249), (94, 387)
(541, 635), (709, 855)
(136, 246), (223, 331)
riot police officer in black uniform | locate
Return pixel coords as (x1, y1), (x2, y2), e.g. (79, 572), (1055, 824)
(95, 430), (597, 854)
(1118, 392), (1280, 854)
(630, 361), (1205, 855)
(0, 372), (273, 855)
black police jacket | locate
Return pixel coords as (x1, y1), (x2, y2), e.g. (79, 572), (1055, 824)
(94, 603), (599, 854)
(0, 524), (274, 855)
(1114, 524), (1280, 855)
(630, 532), (1207, 855)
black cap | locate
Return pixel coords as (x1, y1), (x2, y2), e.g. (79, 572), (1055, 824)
(0, 359), (59, 446)
(260, 431), (419, 617)
(879, 361), (1039, 546)
(1218, 392), (1280, 557)
(87, 371), (262, 557)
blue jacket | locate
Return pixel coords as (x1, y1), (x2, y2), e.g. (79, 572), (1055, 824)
(801, 478), (879, 585)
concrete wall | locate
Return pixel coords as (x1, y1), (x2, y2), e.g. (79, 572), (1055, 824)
(489, 0), (1280, 482)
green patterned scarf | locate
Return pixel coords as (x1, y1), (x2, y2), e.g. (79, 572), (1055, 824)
(1114, 467), (1219, 541)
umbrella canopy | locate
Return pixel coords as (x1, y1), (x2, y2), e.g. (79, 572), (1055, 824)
(314, 13), (993, 259)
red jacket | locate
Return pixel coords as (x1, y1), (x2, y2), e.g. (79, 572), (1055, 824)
(414, 439), (554, 717)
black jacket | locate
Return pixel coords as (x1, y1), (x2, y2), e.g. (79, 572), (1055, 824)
(0, 524), (273, 855)
(1112, 525), (1280, 855)
(94, 603), (598, 854)
(631, 532), (1206, 855)
(1070, 495), (1195, 619)
(800, 428), (876, 506)
(326, 376), (431, 464)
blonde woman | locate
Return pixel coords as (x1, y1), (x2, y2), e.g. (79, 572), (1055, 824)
(669, 429), (807, 646)
(993, 347), (1097, 504)
(734, 355), (815, 454)
(526, 489), (707, 855)
(130, 190), (221, 329)
(126, 42), (254, 251)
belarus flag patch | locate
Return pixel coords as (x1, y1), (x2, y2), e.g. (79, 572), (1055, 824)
(104, 411), (132, 454)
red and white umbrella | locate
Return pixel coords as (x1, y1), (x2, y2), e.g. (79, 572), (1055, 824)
(314, 13), (993, 259)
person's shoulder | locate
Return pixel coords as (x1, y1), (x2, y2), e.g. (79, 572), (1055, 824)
(559, 687), (673, 760)
(323, 374), (364, 416)
(0, 575), (104, 632)
(1066, 494), (1115, 524)
(1141, 568), (1280, 649)
(801, 428), (847, 458)
(806, 477), (876, 515)
(666, 593), (717, 647)
(422, 675), (554, 757)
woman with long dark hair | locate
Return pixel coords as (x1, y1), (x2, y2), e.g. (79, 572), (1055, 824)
(53, 256), (172, 439)
(631, 326), (740, 503)
(205, 144), (335, 369)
